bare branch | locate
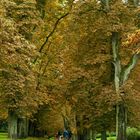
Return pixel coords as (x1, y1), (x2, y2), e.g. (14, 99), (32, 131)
(39, 13), (69, 53)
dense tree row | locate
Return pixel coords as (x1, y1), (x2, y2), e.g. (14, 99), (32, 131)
(0, 0), (140, 140)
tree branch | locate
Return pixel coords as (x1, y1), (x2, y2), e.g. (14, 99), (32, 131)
(112, 32), (121, 92)
(33, 12), (69, 64)
(38, 0), (75, 54)
(100, 0), (109, 10)
(36, 58), (51, 90)
(121, 53), (140, 84)
(39, 13), (69, 53)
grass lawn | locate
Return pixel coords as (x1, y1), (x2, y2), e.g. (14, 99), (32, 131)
(0, 133), (115, 140)
(0, 133), (8, 140)
(0, 133), (48, 140)
(96, 136), (116, 140)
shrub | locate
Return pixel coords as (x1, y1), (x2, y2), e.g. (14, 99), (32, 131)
(108, 137), (116, 140)
(127, 127), (140, 140)
(96, 133), (101, 138)
(108, 132), (116, 137)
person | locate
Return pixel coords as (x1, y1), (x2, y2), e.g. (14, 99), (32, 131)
(56, 131), (62, 140)
(63, 129), (72, 140)
(63, 129), (69, 140)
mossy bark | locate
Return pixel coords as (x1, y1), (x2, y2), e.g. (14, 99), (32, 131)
(116, 103), (127, 140)
(17, 118), (28, 138)
(8, 111), (18, 139)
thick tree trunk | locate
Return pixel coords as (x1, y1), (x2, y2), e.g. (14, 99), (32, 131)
(101, 130), (107, 140)
(17, 118), (28, 138)
(116, 103), (127, 140)
(105, 1), (139, 140)
(8, 111), (18, 139)
(112, 32), (126, 140)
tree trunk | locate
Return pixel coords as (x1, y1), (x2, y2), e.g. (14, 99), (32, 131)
(101, 130), (107, 140)
(112, 31), (140, 140)
(77, 129), (90, 140)
(89, 129), (96, 140)
(116, 103), (127, 140)
(17, 118), (28, 138)
(8, 111), (18, 139)
(72, 113), (78, 140)
(63, 116), (69, 130)
(78, 133), (85, 140)
(86, 128), (96, 140)
(108, 1), (139, 140)
(84, 129), (88, 140)
(88, 128), (96, 140)
(72, 134), (78, 140)
(28, 120), (36, 136)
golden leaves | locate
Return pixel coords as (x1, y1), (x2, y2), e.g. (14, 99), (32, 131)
(0, 0), (39, 118)
(123, 30), (140, 48)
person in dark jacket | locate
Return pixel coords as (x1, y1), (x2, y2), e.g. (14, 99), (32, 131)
(63, 129), (72, 140)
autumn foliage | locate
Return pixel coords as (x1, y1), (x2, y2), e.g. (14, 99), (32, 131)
(0, 0), (140, 139)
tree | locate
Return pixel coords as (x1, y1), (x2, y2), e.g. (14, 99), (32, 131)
(31, 0), (140, 139)
(0, 0), (40, 138)
(57, 1), (140, 140)
(1, 0), (140, 140)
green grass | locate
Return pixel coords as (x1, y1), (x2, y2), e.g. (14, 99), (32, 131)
(0, 133), (48, 140)
(96, 136), (116, 140)
(0, 133), (115, 140)
(0, 133), (8, 140)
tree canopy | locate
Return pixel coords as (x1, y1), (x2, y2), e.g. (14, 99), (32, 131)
(0, 0), (140, 139)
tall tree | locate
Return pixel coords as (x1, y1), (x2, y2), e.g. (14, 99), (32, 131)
(0, 0), (40, 138)
(60, 0), (140, 140)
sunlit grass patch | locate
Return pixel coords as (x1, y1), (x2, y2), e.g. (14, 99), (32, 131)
(0, 133), (49, 140)
(96, 136), (116, 140)
(0, 133), (8, 140)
